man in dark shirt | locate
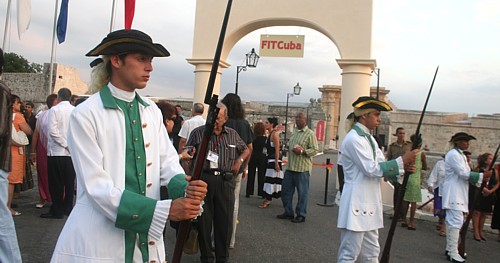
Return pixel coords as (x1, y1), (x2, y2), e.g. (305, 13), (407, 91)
(186, 102), (250, 263)
(24, 101), (37, 132)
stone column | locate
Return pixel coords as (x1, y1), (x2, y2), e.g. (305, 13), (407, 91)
(319, 85), (341, 150)
(336, 59), (376, 143)
(187, 59), (229, 115)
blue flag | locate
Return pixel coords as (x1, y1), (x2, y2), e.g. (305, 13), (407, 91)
(56, 0), (69, 44)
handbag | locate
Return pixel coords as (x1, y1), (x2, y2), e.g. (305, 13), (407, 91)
(11, 114), (29, 146)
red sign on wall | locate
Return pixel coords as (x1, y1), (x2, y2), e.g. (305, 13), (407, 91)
(316, 121), (325, 141)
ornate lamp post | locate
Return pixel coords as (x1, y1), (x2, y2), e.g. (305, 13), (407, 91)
(235, 48), (260, 95)
(284, 82), (302, 152)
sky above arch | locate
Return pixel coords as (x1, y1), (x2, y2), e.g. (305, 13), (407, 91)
(1, 0), (499, 115)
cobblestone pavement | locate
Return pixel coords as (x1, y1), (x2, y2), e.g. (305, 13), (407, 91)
(12, 152), (500, 262)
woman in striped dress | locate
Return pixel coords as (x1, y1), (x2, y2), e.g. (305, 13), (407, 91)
(259, 117), (283, 208)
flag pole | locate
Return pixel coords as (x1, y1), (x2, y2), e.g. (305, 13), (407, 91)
(48, 0), (59, 96)
(2, 0), (12, 51)
(110, 0), (117, 32)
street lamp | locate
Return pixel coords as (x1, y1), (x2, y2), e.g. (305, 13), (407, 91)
(234, 48), (260, 95)
(284, 82), (302, 149)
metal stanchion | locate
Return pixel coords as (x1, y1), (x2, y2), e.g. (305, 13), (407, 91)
(317, 158), (334, 207)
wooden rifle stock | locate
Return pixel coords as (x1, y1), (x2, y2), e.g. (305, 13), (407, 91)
(417, 196), (434, 210)
(458, 142), (500, 258)
(381, 66), (439, 263)
(171, 1), (233, 262)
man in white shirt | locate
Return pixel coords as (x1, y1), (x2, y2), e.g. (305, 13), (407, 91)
(337, 96), (417, 262)
(178, 102), (205, 153)
(42, 88), (75, 219)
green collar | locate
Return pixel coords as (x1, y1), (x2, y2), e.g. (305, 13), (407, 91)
(352, 124), (369, 137)
(99, 84), (150, 109)
(454, 147), (464, 155)
(352, 124), (376, 160)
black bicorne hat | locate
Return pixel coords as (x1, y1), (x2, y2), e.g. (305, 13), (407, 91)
(352, 96), (392, 111)
(86, 29), (170, 57)
(450, 132), (476, 142)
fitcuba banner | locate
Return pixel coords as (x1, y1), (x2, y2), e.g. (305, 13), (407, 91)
(259, 35), (305, 57)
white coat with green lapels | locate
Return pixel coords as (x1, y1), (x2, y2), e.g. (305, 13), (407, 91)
(337, 123), (404, 231)
(51, 86), (187, 262)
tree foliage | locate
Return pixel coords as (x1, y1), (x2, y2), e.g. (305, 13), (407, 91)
(3, 52), (43, 73)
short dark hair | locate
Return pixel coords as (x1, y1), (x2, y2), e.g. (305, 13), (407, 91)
(396, 127), (405, 133)
(193, 103), (204, 114)
(46, 94), (58, 109)
(57, 88), (72, 101)
(25, 101), (35, 107)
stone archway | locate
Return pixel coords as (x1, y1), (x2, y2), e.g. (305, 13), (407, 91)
(187, 0), (376, 141)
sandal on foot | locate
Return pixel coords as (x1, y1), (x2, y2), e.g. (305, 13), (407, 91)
(259, 200), (271, 208)
(11, 211), (21, 216)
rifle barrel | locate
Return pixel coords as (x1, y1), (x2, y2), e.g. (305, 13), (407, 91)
(172, 1), (233, 262)
(381, 66), (439, 263)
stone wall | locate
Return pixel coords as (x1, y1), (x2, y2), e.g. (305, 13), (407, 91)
(3, 72), (46, 102)
(389, 110), (500, 155)
(3, 63), (88, 103)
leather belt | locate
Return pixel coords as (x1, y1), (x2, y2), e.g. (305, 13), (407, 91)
(204, 170), (226, 176)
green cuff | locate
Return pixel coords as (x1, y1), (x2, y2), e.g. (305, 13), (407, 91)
(380, 159), (400, 183)
(115, 190), (156, 234)
(168, 173), (188, 199)
(469, 172), (481, 184)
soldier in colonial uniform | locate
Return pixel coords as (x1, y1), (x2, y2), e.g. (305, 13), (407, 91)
(51, 29), (207, 263)
(442, 132), (491, 263)
(336, 96), (417, 262)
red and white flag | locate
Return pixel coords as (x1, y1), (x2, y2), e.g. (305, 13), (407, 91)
(17, 0), (31, 38)
(124, 0), (135, 29)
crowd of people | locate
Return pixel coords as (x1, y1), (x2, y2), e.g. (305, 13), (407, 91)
(2, 29), (500, 263)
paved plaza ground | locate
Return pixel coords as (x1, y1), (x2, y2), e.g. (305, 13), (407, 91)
(11, 152), (500, 262)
